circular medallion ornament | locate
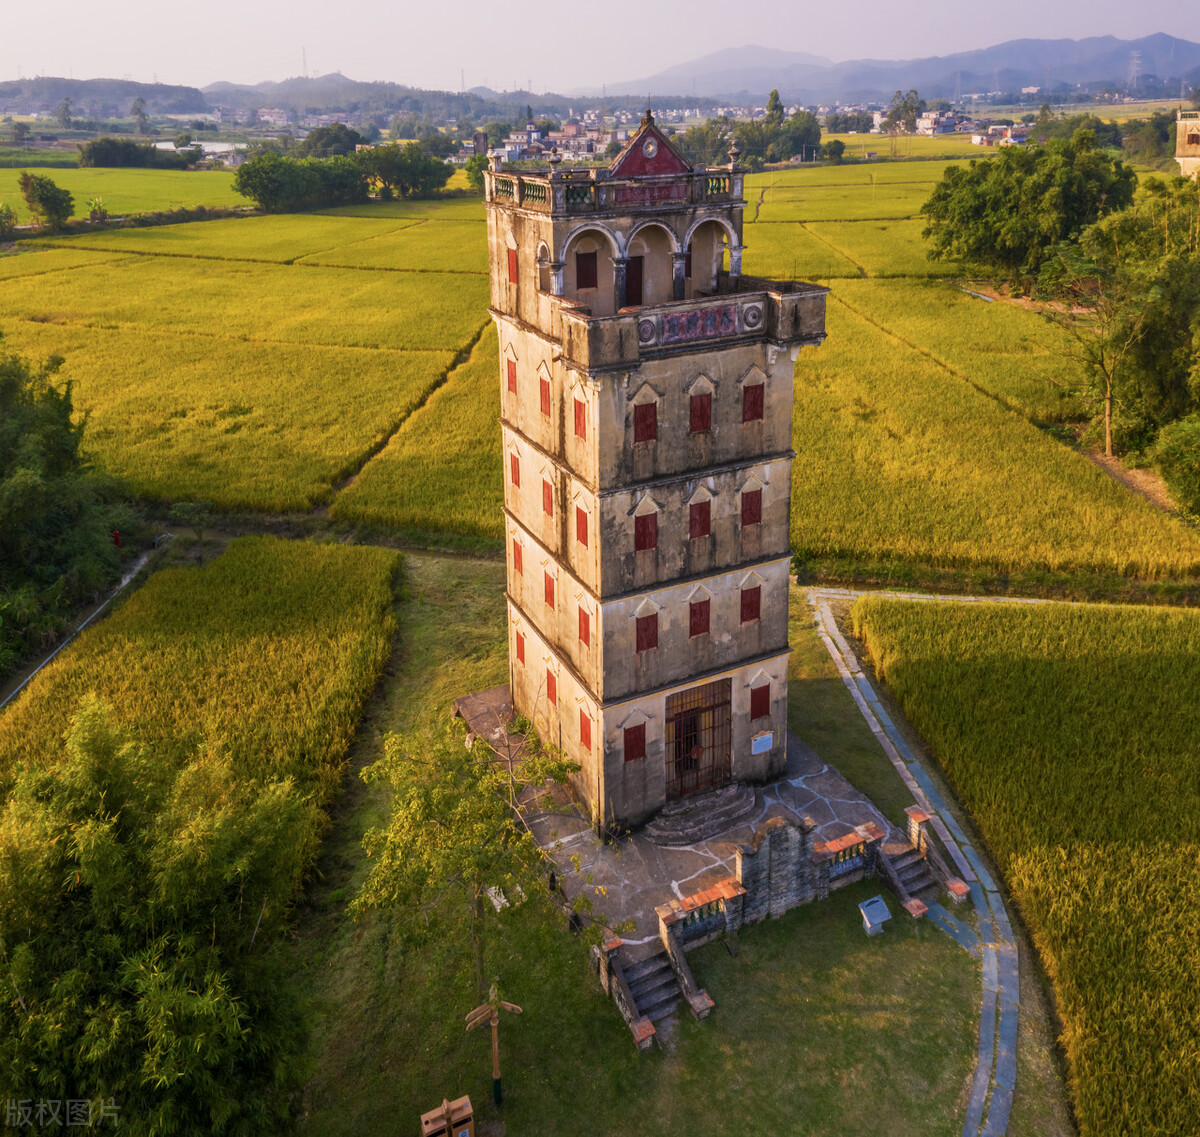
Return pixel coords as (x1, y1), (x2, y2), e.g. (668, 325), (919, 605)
(743, 304), (763, 329)
(638, 319), (656, 343)
(642, 137), (658, 159)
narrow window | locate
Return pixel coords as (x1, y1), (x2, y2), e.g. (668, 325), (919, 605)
(689, 599), (710, 638)
(579, 709), (592, 751)
(636, 613), (658, 653)
(689, 392), (711, 433)
(742, 488), (762, 527)
(512, 538), (522, 574)
(507, 358), (517, 394)
(578, 606), (590, 647)
(684, 243), (692, 279)
(633, 402), (657, 443)
(624, 723), (646, 762)
(515, 631), (525, 664)
(539, 378), (551, 419)
(547, 669), (557, 706)
(507, 247), (518, 283)
(542, 479), (553, 517)
(509, 453), (520, 487)
(740, 585), (761, 624)
(576, 506), (588, 548)
(750, 683), (770, 720)
(574, 397), (587, 439)
(634, 512), (658, 552)
(689, 500), (711, 540)
(576, 250), (598, 289)
(743, 383), (764, 423)
(544, 570), (555, 609)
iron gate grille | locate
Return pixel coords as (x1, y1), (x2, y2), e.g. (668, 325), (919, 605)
(665, 679), (732, 800)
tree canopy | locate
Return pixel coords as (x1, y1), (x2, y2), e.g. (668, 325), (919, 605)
(18, 172), (73, 230)
(295, 122), (363, 159)
(920, 129), (1136, 282)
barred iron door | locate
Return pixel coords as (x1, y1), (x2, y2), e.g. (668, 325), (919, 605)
(665, 679), (732, 800)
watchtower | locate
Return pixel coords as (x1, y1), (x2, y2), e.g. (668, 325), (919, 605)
(1178, 109), (1200, 179)
(486, 111), (827, 831)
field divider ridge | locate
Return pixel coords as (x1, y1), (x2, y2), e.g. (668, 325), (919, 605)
(326, 318), (491, 503)
(808, 586), (1018, 1137)
(797, 222), (867, 278)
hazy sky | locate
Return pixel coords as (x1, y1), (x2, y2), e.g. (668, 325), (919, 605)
(3, 0), (1194, 92)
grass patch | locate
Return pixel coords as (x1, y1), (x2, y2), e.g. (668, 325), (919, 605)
(755, 181), (933, 222)
(807, 219), (960, 277)
(741, 221), (863, 279)
(851, 597), (1200, 1136)
(298, 219), (488, 273)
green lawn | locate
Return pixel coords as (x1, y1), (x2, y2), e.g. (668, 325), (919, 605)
(2, 166), (242, 221)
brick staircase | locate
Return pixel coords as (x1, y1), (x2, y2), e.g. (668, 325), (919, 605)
(888, 846), (939, 903)
(641, 783), (758, 846)
(622, 951), (684, 1024)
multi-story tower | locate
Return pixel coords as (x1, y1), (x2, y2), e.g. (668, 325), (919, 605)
(1178, 110), (1200, 179)
(486, 112), (827, 831)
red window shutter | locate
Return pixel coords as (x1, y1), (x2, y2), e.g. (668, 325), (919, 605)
(542, 479), (553, 517)
(574, 397), (587, 439)
(579, 709), (591, 751)
(510, 453), (520, 487)
(684, 245), (692, 279)
(634, 512), (658, 552)
(624, 723), (645, 762)
(539, 376), (551, 417)
(740, 585), (761, 624)
(742, 488), (762, 526)
(689, 392), (711, 433)
(576, 250), (598, 289)
(750, 683), (770, 720)
(689, 599), (710, 638)
(547, 670), (556, 706)
(743, 383), (764, 423)
(544, 571), (555, 609)
(512, 538), (522, 574)
(515, 632), (525, 664)
(506, 358), (517, 393)
(507, 247), (518, 283)
(576, 506), (588, 548)
(636, 613), (658, 653)
(633, 402), (657, 443)
(689, 500), (711, 540)
(578, 606), (590, 647)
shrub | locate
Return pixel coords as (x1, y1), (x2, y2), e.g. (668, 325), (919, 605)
(0, 202), (15, 240)
(17, 171), (73, 230)
(1152, 414), (1200, 514)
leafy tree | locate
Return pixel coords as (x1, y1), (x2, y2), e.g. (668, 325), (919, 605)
(921, 129), (1136, 284)
(1152, 416), (1200, 514)
(168, 500), (213, 556)
(130, 96), (148, 135)
(56, 97), (72, 128)
(353, 725), (578, 994)
(764, 89), (785, 130)
(18, 171), (73, 230)
(464, 153), (487, 194)
(0, 203), (16, 240)
(417, 131), (455, 159)
(883, 88), (925, 133)
(534, 117), (560, 136)
(11, 121), (28, 144)
(233, 151), (371, 211)
(296, 122), (363, 159)
(825, 111), (873, 133)
(677, 118), (732, 165)
(357, 142), (452, 199)
(173, 131), (192, 149)
(823, 138), (846, 163)
(0, 698), (312, 1129)
(483, 120), (511, 147)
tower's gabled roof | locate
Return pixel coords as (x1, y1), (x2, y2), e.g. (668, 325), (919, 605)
(608, 109), (692, 178)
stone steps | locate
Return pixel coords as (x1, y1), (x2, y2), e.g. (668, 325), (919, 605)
(642, 783), (757, 846)
(625, 952), (683, 1023)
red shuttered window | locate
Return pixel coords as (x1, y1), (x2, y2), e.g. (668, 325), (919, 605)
(750, 683), (770, 720)
(544, 571), (555, 609)
(576, 250), (597, 289)
(539, 377), (551, 417)
(507, 358), (517, 393)
(542, 479), (553, 517)
(635, 613), (658, 653)
(624, 723), (646, 762)
(574, 397), (587, 439)
(689, 392), (712, 433)
(689, 500), (711, 540)
(507, 248), (518, 283)
(579, 709), (592, 751)
(576, 506), (588, 548)
(633, 402), (657, 443)
(740, 585), (761, 624)
(578, 606), (590, 647)
(742, 488), (762, 526)
(546, 669), (556, 706)
(515, 632), (525, 664)
(509, 453), (520, 487)
(634, 512), (657, 552)
(512, 538), (522, 574)
(743, 383), (764, 423)
(689, 599), (710, 638)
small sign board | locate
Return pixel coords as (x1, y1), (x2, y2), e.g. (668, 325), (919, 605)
(858, 895), (891, 937)
(751, 731), (773, 755)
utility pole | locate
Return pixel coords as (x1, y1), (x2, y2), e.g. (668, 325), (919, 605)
(465, 984), (522, 1107)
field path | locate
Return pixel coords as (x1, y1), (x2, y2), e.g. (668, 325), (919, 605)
(810, 586), (1023, 1137)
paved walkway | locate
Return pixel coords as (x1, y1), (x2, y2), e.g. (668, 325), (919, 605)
(810, 587), (1019, 1137)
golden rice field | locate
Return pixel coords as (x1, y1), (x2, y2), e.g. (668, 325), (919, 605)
(851, 597), (1200, 1136)
(0, 536), (399, 802)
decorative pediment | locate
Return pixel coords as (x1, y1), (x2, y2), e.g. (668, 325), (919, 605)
(737, 471), (767, 494)
(629, 381), (663, 406)
(746, 668), (775, 689)
(737, 364), (767, 387)
(630, 493), (662, 517)
(685, 583), (713, 603)
(737, 570), (766, 590)
(608, 112), (692, 178)
(503, 341), (517, 362)
(616, 707), (652, 730)
(684, 373), (715, 396)
(633, 596), (662, 618)
(536, 359), (552, 383)
(685, 482), (715, 505)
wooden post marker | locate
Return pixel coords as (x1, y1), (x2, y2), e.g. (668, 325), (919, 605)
(465, 983), (522, 1107)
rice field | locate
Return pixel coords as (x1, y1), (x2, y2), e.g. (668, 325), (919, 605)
(850, 597), (1200, 1136)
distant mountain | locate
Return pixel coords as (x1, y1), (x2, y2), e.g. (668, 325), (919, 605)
(0, 76), (205, 114)
(592, 34), (1200, 101)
